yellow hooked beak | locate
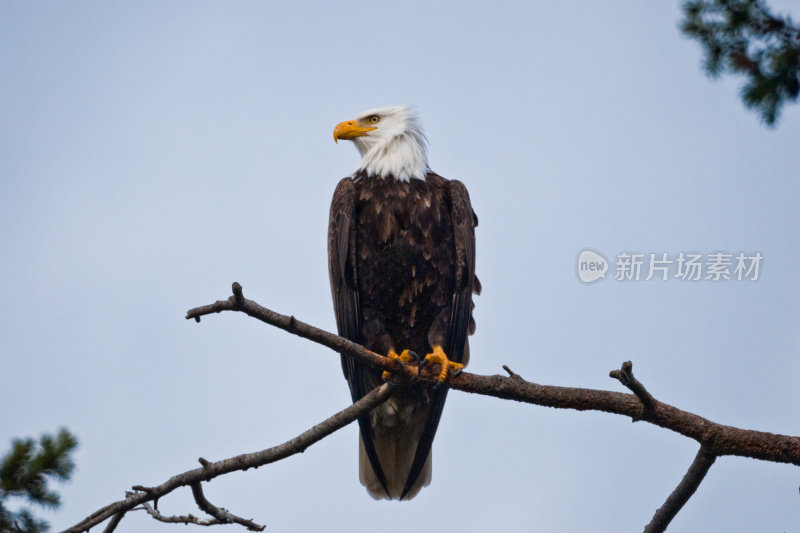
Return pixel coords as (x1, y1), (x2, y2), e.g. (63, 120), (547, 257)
(333, 120), (377, 143)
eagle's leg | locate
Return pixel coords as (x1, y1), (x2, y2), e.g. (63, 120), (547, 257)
(381, 349), (419, 381)
(420, 345), (464, 384)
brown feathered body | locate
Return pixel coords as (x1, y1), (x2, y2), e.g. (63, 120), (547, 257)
(328, 169), (479, 500)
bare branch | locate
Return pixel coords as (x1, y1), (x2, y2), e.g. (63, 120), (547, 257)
(132, 483), (266, 531)
(186, 283), (396, 374)
(190, 482), (266, 531)
(644, 446), (718, 533)
(502, 365), (522, 379)
(609, 360), (656, 416)
(139, 501), (222, 527)
(60, 383), (394, 533)
(101, 512), (125, 533)
(186, 284), (800, 467)
(68, 284), (799, 533)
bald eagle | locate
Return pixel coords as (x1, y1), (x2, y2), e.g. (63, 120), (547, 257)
(328, 106), (480, 500)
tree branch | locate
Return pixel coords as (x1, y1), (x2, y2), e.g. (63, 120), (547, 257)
(185, 283), (800, 467)
(60, 383), (393, 533)
(100, 511), (125, 533)
(190, 482), (265, 531)
(644, 446), (718, 533)
(610, 361), (719, 532)
(138, 501), (223, 527)
(609, 360), (655, 415)
(66, 282), (799, 532)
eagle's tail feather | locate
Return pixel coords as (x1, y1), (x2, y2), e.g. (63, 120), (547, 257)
(359, 431), (431, 500)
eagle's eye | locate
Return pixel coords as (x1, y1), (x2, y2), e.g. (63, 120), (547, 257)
(367, 115), (380, 124)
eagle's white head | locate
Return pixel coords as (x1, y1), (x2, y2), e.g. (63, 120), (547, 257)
(333, 105), (428, 182)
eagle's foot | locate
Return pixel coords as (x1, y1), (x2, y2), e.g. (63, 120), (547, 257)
(381, 349), (419, 381)
(420, 346), (464, 386)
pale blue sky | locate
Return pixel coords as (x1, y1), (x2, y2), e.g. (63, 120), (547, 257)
(1, 2), (799, 532)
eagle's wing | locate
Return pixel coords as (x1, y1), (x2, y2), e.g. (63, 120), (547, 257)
(401, 178), (479, 499)
(327, 177), (390, 496)
(328, 178), (360, 348)
(444, 179), (479, 363)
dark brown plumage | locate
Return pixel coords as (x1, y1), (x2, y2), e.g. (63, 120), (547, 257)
(328, 106), (479, 500)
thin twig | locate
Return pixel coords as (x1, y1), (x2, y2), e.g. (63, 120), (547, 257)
(61, 383), (394, 533)
(190, 482), (266, 531)
(502, 365), (522, 379)
(644, 446), (718, 533)
(609, 360), (656, 418)
(139, 501), (221, 527)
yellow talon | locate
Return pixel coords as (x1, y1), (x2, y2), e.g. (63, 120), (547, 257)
(381, 349), (417, 380)
(397, 349), (417, 363)
(423, 346), (464, 383)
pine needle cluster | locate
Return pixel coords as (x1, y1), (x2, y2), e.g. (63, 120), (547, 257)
(0, 429), (78, 533)
(681, 0), (800, 125)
